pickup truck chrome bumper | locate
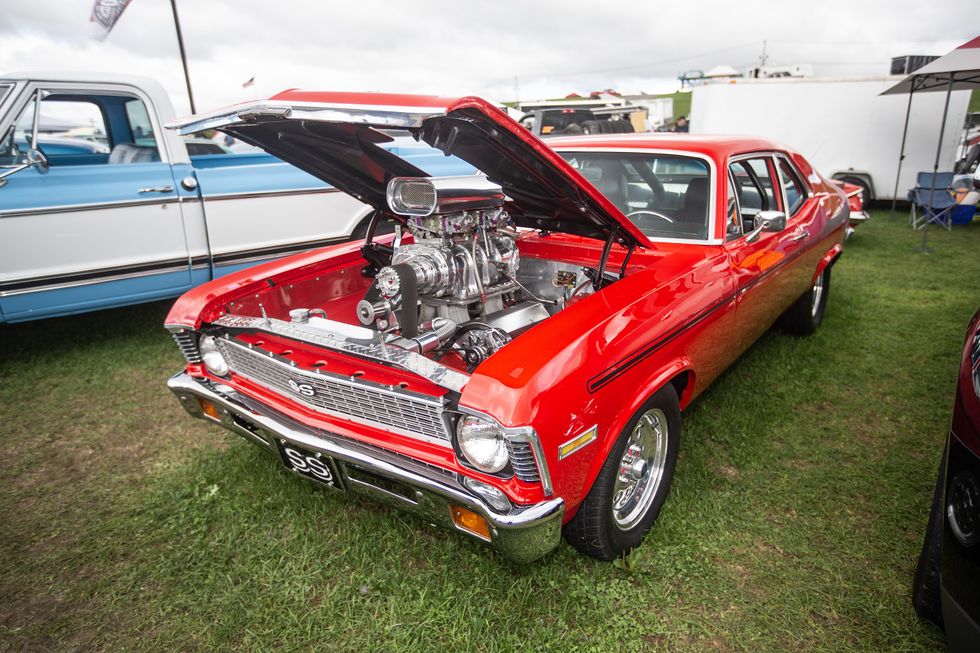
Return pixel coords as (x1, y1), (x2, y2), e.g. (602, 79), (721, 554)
(167, 372), (564, 563)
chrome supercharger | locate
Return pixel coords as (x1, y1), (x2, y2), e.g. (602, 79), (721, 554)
(355, 176), (549, 369)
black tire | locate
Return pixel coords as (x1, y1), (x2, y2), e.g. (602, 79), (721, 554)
(913, 444), (947, 628)
(562, 122), (583, 135)
(780, 265), (830, 335)
(563, 384), (681, 560)
(582, 120), (601, 135)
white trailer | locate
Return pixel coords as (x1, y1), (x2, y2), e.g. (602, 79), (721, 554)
(689, 76), (972, 201)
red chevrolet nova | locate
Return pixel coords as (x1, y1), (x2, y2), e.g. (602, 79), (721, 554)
(165, 92), (848, 562)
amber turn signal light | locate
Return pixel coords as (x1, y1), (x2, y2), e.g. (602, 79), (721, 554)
(197, 398), (222, 422)
(450, 505), (492, 541)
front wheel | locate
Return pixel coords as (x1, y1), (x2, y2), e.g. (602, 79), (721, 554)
(563, 384), (681, 560)
(780, 265), (831, 335)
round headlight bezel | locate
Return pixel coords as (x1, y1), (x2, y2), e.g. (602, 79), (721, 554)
(199, 335), (230, 377)
(455, 414), (510, 475)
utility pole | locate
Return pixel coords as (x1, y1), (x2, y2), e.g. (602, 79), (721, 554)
(514, 76), (520, 109)
(169, 0), (196, 114)
(759, 40), (768, 68)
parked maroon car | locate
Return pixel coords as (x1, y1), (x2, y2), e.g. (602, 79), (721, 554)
(913, 308), (980, 651)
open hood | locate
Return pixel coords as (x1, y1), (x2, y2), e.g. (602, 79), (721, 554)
(170, 90), (648, 247)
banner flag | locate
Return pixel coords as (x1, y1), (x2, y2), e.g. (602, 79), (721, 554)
(91, 0), (134, 41)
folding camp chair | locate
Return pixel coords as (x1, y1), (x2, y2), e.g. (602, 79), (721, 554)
(909, 171), (956, 230)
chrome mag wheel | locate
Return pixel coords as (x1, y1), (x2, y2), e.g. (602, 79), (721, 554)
(811, 272), (825, 319)
(612, 408), (669, 530)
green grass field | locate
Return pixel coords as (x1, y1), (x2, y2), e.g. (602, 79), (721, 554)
(2, 212), (979, 652)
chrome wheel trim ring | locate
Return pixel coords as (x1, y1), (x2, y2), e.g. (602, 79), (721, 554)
(612, 408), (669, 531)
(810, 272), (825, 319)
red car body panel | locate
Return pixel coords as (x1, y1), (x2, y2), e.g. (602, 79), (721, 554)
(828, 179), (869, 225)
(167, 93), (848, 527)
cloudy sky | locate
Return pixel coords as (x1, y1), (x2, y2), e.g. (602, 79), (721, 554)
(1, 0), (976, 115)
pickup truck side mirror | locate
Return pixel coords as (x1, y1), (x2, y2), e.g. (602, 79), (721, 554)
(0, 90), (50, 187)
(746, 210), (787, 243)
(26, 147), (49, 175)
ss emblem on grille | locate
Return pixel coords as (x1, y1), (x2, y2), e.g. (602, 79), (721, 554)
(287, 379), (316, 397)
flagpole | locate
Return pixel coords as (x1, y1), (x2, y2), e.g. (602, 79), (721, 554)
(169, 0), (196, 114)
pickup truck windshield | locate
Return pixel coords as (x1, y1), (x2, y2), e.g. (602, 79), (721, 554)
(560, 151), (711, 241)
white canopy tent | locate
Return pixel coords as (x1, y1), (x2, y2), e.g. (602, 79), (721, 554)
(881, 36), (980, 251)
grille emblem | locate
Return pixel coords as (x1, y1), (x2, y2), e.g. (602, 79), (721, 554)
(287, 379), (316, 397)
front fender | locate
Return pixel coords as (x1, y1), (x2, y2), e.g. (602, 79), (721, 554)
(812, 242), (843, 285)
(460, 247), (733, 510)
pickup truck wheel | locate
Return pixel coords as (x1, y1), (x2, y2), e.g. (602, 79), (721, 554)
(563, 384), (680, 560)
(780, 266), (830, 335)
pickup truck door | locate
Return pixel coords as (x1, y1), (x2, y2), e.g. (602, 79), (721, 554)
(189, 154), (368, 276)
(725, 154), (810, 348)
(0, 83), (192, 322)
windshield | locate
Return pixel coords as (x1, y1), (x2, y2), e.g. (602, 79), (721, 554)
(560, 151), (711, 241)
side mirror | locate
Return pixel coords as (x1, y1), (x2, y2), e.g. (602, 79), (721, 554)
(0, 147), (50, 188)
(0, 89), (49, 187)
(27, 147), (49, 174)
(26, 89), (48, 175)
(746, 210), (787, 243)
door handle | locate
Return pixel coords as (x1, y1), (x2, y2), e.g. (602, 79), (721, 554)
(138, 185), (173, 194)
(792, 229), (810, 242)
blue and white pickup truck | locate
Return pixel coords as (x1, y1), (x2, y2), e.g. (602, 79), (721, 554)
(0, 72), (472, 323)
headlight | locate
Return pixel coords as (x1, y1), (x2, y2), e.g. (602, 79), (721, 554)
(456, 414), (509, 474)
(199, 335), (229, 377)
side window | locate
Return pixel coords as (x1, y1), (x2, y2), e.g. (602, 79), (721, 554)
(2, 92), (166, 167)
(35, 98), (111, 163)
(745, 158), (779, 209)
(124, 99), (157, 149)
(1, 96), (112, 166)
(729, 156), (780, 234)
(0, 97), (34, 165)
(726, 173), (741, 240)
(776, 156), (808, 216)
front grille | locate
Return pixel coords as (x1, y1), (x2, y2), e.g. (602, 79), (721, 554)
(171, 330), (201, 363)
(216, 338), (451, 443)
(507, 440), (541, 483)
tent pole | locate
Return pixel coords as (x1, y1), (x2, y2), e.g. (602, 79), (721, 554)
(890, 79), (916, 217)
(170, 0), (196, 114)
(919, 76), (954, 254)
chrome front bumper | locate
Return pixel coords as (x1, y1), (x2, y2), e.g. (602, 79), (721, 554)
(167, 372), (564, 563)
